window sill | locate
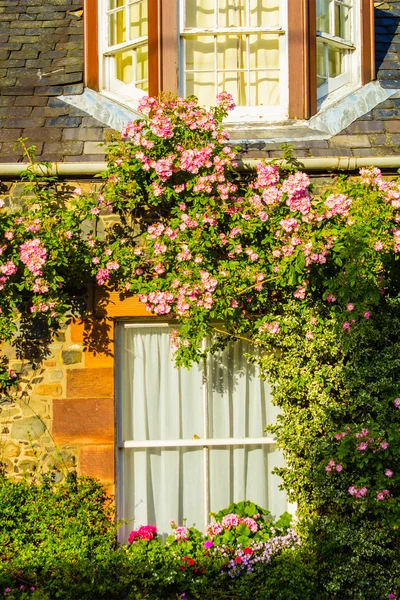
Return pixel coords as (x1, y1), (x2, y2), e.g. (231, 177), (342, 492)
(226, 81), (400, 144)
(58, 81), (400, 145)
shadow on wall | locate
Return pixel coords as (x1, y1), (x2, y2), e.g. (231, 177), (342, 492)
(375, 5), (400, 80)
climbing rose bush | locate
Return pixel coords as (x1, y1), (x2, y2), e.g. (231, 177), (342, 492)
(83, 93), (400, 368)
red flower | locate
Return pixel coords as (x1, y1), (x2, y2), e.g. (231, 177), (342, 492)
(243, 547), (253, 555)
(235, 556), (243, 564)
(178, 566), (186, 571)
(187, 558), (195, 566)
(182, 556), (188, 562)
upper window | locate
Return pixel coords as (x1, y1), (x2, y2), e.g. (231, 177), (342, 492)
(102, 0), (149, 101)
(90, 0), (374, 121)
(316, 0), (358, 102)
(180, 0), (287, 119)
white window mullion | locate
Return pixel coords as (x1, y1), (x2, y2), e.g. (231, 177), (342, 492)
(214, 35), (218, 97)
(246, 33), (250, 107)
(202, 339), (210, 530)
(120, 438), (277, 448)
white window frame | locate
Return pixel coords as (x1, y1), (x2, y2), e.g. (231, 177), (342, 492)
(179, 0), (288, 121)
(316, 0), (360, 103)
(115, 322), (284, 534)
(99, 0), (148, 108)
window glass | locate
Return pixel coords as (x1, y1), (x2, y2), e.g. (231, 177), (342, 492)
(316, 39), (327, 88)
(186, 0), (215, 28)
(120, 326), (204, 442)
(316, 0), (330, 33)
(109, 0), (124, 8)
(249, 0), (280, 28)
(328, 45), (345, 78)
(109, 9), (126, 45)
(130, 0), (147, 39)
(334, 2), (350, 40)
(116, 50), (132, 83)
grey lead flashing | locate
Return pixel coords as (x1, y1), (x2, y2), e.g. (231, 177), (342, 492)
(309, 80), (400, 136)
(59, 81), (400, 145)
(58, 88), (142, 131)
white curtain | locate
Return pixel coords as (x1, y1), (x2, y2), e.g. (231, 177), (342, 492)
(118, 326), (288, 540)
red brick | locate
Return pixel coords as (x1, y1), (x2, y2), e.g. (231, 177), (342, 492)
(52, 397), (114, 444)
(67, 367), (114, 398)
(79, 444), (114, 483)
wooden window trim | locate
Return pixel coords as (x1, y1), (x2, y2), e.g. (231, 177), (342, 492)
(288, 0), (317, 120)
(84, 0), (99, 91)
(361, 0), (375, 84)
(159, 0), (178, 95)
(148, 0), (160, 96)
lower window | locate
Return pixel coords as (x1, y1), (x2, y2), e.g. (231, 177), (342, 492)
(116, 323), (289, 540)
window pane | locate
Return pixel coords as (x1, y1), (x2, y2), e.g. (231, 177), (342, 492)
(249, 34), (279, 69)
(335, 2), (350, 40)
(329, 45), (345, 78)
(186, 71), (216, 103)
(316, 40), (327, 87)
(218, 71), (247, 105)
(209, 445), (288, 520)
(249, 0), (280, 28)
(120, 447), (204, 539)
(121, 327), (204, 442)
(218, 0), (246, 28)
(109, 0), (124, 9)
(130, 0), (147, 39)
(217, 34), (246, 70)
(208, 340), (280, 439)
(185, 36), (215, 71)
(316, 0), (330, 33)
(109, 9), (126, 46)
(250, 70), (279, 106)
(217, 0), (279, 28)
(135, 44), (148, 90)
(186, 0), (215, 28)
(116, 50), (133, 83)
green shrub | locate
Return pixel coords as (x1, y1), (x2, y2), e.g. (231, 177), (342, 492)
(0, 474), (318, 600)
(0, 470), (126, 600)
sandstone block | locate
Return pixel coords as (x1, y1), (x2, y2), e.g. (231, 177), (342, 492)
(67, 367), (113, 398)
(79, 444), (114, 483)
(52, 397), (114, 443)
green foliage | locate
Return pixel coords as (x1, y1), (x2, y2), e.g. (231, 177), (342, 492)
(0, 470), (122, 600)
